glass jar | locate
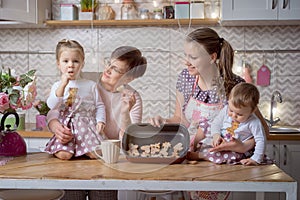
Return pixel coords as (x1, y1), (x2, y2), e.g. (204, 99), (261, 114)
(204, 0), (220, 19)
(121, 0), (138, 20)
(153, 8), (163, 19)
(139, 8), (150, 19)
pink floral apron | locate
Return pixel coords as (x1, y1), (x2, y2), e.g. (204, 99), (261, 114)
(185, 77), (229, 200)
(184, 77), (223, 148)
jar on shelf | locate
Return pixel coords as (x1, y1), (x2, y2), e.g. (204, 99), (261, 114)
(139, 8), (150, 19)
(204, 0), (220, 19)
(121, 0), (138, 20)
(153, 8), (163, 19)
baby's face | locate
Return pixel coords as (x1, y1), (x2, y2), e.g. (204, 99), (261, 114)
(227, 100), (253, 123)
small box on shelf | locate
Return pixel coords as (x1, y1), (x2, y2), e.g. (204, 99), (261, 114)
(60, 4), (78, 20)
(79, 11), (95, 20)
(175, 2), (190, 19)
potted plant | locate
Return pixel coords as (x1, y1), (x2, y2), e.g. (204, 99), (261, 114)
(33, 100), (50, 129)
(0, 67), (37, 130)
(79, 0), (98, 20)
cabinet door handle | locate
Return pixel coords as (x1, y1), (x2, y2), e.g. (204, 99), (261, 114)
(0, 0), (2, 8)
(272, 144), (276, 159)
(283, 0), (289, 9)
(283, 145), (287, 165)
(272, 0), (278, 9)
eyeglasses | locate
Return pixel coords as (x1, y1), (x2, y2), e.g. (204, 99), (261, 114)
(104, 58), (126, 74)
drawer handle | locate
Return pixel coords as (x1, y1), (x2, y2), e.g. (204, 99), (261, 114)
(272, 0), (278, 9)
(283, 145), (287, 165)
(283, 0), (289, 9)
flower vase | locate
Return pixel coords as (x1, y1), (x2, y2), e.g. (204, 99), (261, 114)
(36, 115), (47, 129)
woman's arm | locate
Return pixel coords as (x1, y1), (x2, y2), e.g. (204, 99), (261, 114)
(149, 90), (188, 127)
(210, 137), (255, 153)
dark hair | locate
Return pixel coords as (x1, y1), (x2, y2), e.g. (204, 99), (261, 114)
(110, 46), (147, 78)
(186, 28), (235, 98)
(56, 39), (85, 61)
(229, 82), (260, 111)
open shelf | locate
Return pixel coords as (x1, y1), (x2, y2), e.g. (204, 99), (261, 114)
(45, 18), (220, 27)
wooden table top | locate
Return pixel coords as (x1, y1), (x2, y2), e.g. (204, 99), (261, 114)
(0, 153), (295, 183)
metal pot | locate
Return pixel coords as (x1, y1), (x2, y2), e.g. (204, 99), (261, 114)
(0, 112), (27, 156)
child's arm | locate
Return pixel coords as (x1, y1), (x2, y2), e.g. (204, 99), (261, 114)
(55, 73), (69, 97)
(248, 118), (267, 164)
(47, 82), (65, 109)
(94, 83), (106, 124)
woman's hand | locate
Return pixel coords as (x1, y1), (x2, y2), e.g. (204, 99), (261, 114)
(121, 89), (136, 114)
(240, 158), (259, 166)
(148, 115), (166, 127)
(48, 119), (73, 144)
(212, 134), (224, 147)
(209, 137), (255, 153)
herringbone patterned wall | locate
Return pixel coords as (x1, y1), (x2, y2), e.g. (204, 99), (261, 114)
(0, 2), (299, 127)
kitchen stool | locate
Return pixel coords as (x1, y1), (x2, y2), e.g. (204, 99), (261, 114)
(137, 190), (189, 200)
(0, 189), (65, 200)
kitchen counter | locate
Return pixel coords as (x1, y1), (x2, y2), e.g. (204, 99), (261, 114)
(18, 123), (52, 138)
(18, 124), (300, 141)
(0, 153), (297, 200)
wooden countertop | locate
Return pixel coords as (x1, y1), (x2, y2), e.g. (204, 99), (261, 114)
(0, 153), (296, 193)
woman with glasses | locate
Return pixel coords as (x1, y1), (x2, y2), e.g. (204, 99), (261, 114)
(46, 45), (147, 200)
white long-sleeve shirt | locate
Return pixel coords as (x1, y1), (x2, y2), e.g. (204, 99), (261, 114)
(47, 78), (105, 124)
(47, 73), (142, 139)
(211, 105), (266, 163)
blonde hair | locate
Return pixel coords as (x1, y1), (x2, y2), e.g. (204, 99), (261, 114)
(229, 82), (260, 111)
(186, 28), (235, 98)
(56, 39), (85, 62)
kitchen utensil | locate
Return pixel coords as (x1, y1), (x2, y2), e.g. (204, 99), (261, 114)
(122, 123), (189, 164)
(0, 112), (27, 156)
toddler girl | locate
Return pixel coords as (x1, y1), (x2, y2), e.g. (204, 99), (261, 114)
(45, 39), (106, 160)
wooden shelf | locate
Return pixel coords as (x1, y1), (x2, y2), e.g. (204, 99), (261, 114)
(45, 19), (220, 27)
(18, 123), (52, 138)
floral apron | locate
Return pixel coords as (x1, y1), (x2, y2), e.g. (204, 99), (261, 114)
(184, 77), (223, 149)
(184, 77), (230, 200)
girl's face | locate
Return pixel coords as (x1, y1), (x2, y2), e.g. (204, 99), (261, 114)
(102, 58), (130, 88)
(57, 49), (84, 80)
(228, 99), (254, 123)
(183, 41), (214, 76)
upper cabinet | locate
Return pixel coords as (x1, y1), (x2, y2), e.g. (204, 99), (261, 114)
(221, 0), (300, 24)
(0, 0), (51, 24)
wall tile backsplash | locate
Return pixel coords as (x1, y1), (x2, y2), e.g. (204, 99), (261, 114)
(1, 24), (300, 127)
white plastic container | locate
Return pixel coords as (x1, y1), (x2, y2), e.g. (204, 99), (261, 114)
(175, 2), (190, 19)
(60, 4), (78, 20)
(190, 1), (204, 19)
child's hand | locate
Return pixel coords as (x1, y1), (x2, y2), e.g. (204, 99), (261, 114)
(96, 122), (105, 134)
(61, 72), (70, 86)
(240, 158), (259, 166)
(212, 134), (223, 147)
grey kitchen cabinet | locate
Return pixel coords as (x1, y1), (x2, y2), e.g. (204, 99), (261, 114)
(265, 140), (300, 200)
(0, 0), (51, 24)
(222, 0), (300, 22)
